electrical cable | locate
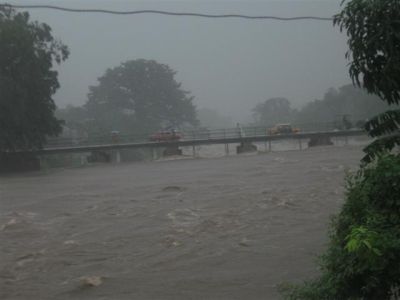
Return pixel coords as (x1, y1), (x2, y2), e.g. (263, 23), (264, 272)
(0, 3), (334, 21)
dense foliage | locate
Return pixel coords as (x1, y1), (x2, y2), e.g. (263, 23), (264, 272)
(334, 0), (400, 162)
(251, 84), (390, 129)
(82, 59), (198, 136)
(0, 6), (68, 151)
(295, 85), (391, 127)
(282, 1), (400, 299)
(281, 155), (400, 299)
(252, 97), (293, 126)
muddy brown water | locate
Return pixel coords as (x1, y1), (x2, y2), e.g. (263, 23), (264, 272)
(0, 146), (363, 299)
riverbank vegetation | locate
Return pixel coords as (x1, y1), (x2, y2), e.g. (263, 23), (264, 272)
(281, 0), (400, 298)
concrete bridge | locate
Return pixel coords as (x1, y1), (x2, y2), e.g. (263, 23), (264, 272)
(39, 128), (366, 162)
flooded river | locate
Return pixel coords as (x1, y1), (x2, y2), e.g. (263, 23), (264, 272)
(1, 145), (364, 299)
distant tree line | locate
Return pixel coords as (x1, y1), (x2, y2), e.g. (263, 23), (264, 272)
(252, 84), (394, 130)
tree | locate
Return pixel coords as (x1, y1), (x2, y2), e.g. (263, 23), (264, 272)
(334, 0), (400, 163)
(85, 59), (198, 135)
(0, 6), (69, 151)
(252, 97), (293, 126)
(282, 2), (400, 299)
(294, 84), (390, 129)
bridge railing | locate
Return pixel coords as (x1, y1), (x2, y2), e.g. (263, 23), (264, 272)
(44, 122), (357, 148)
(176, 122), (340, 141)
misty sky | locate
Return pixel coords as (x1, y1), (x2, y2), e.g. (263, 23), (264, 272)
(9, 0), (350, 122)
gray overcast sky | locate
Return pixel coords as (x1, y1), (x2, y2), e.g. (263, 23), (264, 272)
(9, 0), (350, 122)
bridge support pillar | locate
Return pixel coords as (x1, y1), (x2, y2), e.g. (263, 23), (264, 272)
(115, 150), (121, 163)
(192, 145), (196, 157)
(308, 135), (333, 147)
(163, 145), (182, 157)
(87, 151), (111, 163)
(298, 138), (302, 150)
(152, 148), (158, 160)
(225, 144), (229, 155)
(264, 140), (272, 152)
(236, 142), (257, 154)
(80, 154), (87, 166)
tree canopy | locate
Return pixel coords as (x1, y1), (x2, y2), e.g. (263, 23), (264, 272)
(295, 84), (390, 126)
(334, 0), (400, 162)
(84, 59), (198, 135)
(0, 6), (69, 151)
(252, 97), (293, 126)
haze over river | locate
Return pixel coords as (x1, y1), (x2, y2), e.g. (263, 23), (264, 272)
(1, 144), (364, 299)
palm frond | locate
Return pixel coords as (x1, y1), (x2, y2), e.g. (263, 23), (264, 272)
(365, 109), (400, 137)
(362, 132), (400, 163)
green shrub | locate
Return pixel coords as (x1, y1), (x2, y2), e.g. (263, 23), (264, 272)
(281, 154), (400, 300)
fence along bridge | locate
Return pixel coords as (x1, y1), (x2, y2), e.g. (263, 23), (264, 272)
(41, 126), (366, 161)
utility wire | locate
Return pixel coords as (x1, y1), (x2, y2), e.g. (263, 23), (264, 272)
(0, 4), (334, 21)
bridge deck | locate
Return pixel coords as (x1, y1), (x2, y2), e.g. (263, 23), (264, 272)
(38, 130), (365, 155)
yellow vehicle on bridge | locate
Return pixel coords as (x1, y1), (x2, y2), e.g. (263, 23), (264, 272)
(268, 123), (300, 135)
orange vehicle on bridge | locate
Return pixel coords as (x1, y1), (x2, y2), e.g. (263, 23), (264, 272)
(149, 129), (183, 142)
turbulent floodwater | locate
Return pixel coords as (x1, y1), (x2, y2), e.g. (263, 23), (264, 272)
(0, 144), (365, 299)
(180, 135), (368, 158)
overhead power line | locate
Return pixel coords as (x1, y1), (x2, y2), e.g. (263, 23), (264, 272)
(0, 4), (334, 21)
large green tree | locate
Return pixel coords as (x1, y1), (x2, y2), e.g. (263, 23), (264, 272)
(252, 97), (293, 126)
(0, 6), (69, 151)
(334, 0), (400, 162)
(85, 59), (198, 135)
